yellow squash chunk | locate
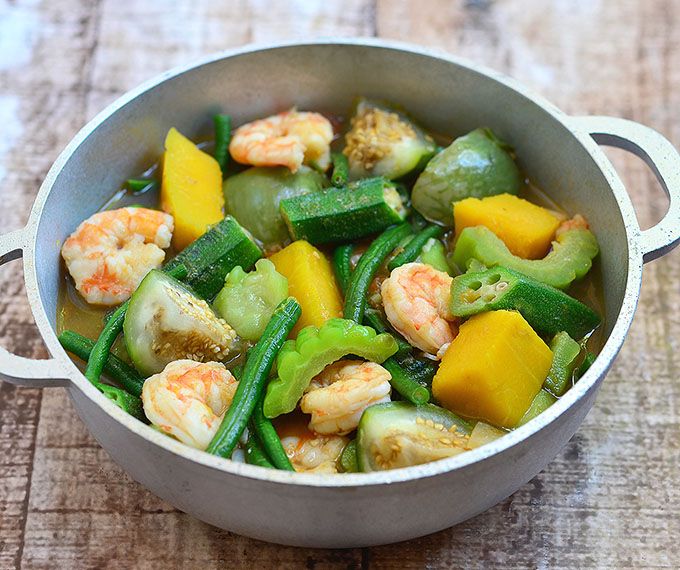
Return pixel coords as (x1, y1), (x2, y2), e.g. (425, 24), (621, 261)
(161, 128), (225, 250)
(269, 240), (343, 336)
(454, 193), (561, 259)
(432, 310), (552, 428)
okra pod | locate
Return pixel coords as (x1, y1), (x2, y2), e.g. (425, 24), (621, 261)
(544, 332), (581, 396)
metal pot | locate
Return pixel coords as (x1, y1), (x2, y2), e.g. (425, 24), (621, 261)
(1, 40), (678, 548)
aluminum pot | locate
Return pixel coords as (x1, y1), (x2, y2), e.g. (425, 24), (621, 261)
(1, 39), (679, 548)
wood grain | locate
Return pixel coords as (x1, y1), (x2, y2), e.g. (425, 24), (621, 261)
(0, 0), (678, 568)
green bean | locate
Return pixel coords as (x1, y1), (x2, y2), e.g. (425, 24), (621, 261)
(344, 223), (412, 323)
(206, 297), (301, 458)
(332, 244), (353, 294)
(251, 394), (294, 471)
(126, 178), (159, 193)
(84, 302), (128, 386)
(58, 330), (144, 397)
(363, 308), (411, 356)
(98, 384), (146, 422)
(213, 114), (232, 176)
(340, 439), (358, 473)
(245, 432), (274, 469)
(330, 152), (349, 186)
(387, 225), (444, 271)
(382, 358), (430, 405)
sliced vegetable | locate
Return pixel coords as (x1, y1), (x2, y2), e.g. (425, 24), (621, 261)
(340, 439), (359, 473)
(467, 422), (505, 449)
(452, 224), (599, 289)
(544, 332), (581, 397)
(382, 358), (430, 405)
(356, 402), (471, 472)
(245, 431), (274, 469)
(343, 98), (436, 180)
(388, 224), (443, 271)
(517, 389), (557, 426)
(206, 297), (301, 458)
(213, 259), (288, 342)
(344, 223), (413, 323)
(251, 394), (294, 471)
(224, 166), (326, 247)
(213, 113), (232, 176)
(450, 266), (601, 339)
(269, 240), (343, 336)
(576, 352), (597, 379)
(332, 244), (353, 294)
(164, 216), (262, 300)
(417, 238), (450, 274)
(330, 152), (349, 187)
(433, 310), (553, 428)
(412, 128), (522, 225)
(161, 128), (225, 250)
(391, 352), (438, 393)
(98, 384), (146, 422)
(123, 270), (238, 376)
(280, 178), (407, 244)
(263, 318), (398, 418)
(59, 330), (144, 397)
(454, 194), (562, 259)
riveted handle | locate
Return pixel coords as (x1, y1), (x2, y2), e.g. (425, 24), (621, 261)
(0, 229), (70, 387)
(572, 116), (680, 263)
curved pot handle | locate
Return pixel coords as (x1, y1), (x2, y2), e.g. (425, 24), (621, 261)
(0, 228), (70, 387)
(572, 116), (680, 263)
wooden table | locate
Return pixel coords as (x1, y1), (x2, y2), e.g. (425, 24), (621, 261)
(1, 1), (678, 568)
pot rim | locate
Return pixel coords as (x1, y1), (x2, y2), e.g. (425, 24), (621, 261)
(28, 38), (644, 488)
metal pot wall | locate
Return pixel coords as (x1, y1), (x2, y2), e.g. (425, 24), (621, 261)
(0, 40), (678, 548)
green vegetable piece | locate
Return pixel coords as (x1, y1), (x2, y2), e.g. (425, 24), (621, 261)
(517, 389), (557, 426)
(98, 384), (147, 422)
(263, 318), (399, 418)
(382, 358), (430, 405)
(165, 216), (262, 300)
(124, 270), (237, 377)
(417, 237), (450, 274)
(450, 266), (601, 339)
(412, 128), (522, 225)
(224, 166), (326, 247)
(245, 431), (274, 469)
(452, 225), (599, 289)
(357, 402), (471, 472)
(250, 394), (294, 471)
(332, 244), (353, 294)
(85, 303), (128, 386)
(344, 223), (413, 323)
(59, 330), (144, 397)
(330, 152), (349, 186)
(213, 113), (232, 177)
(391, 352), (438, 393)
(575, 352), (597, 379)
(207, 297), (301, 458)
(280, 178), (407, 244)
(344, 98), (436, 181)
(340, 439), (359, 473)
(544, 332), (582, 396)
(213, 259), (288, 342)
(363, 308), (412, 356)
(126, 178), (158, 193)
(388, 225), (443, 271)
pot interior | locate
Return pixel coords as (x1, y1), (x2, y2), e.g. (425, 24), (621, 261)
(35, 43), (628, 341)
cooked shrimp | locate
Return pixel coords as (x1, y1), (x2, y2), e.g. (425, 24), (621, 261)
(300, 360), (392, 435)
(142, 360), (238, 451)
(61, 206), (174, 305)
(381, 262), (458, 356)
(556, 214), (589, 236)
(229, 109), (333, 172)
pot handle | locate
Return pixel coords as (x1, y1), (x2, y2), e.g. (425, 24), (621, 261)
(572, 116), (680, 263)
(0, 228), (70, 387)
